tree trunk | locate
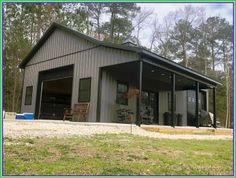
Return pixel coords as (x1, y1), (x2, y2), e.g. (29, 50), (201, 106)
(204, 59), (208, 75)
(223, 45), (229, 128)
(225, 71), (229, 128)
(97, 17), (100, 40)
(110, 9), (115, 42)
(183, 45), (188, 67)
(211, 45), (215, 71)
(12, 53), (18, 112)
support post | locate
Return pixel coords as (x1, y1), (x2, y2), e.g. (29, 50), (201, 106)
(171, 73), (176, 127)
(137, 60), (143, 126)
(195, 82), (199, 128)
(96, 68), (102, 122)
(213, 87), (217, 128)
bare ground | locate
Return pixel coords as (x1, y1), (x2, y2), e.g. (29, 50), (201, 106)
(3, 119), (232, 140)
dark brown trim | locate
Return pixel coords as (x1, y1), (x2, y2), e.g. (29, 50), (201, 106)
(137, 60), (143, 126)
(195, 82), (199, 128)
(96, 68), (102, 122)
(171, 73), (176, 127)
(20, 70), (25, 112)
(213, 87), (217, 128)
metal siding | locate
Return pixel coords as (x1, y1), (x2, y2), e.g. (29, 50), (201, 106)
(28, 29), (95, 65)
(158, 92), (168, 125)
(21, 29), (138, 122)
(99, 71), (138, 123)
(176, 91), (187, 126)
(158, 91), (187, 126)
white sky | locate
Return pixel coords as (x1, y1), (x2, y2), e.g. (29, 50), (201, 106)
(137, 2), (233, 47)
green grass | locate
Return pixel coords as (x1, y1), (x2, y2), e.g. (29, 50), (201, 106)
(3, 134), (233, 175)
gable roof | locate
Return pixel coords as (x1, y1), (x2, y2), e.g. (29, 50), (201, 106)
(19, 22), (141, 69)
(19, 22), (221, 86)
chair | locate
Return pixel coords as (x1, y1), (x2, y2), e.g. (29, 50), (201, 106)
(63, 103), (90, 122)
(63, 107), (73, 121)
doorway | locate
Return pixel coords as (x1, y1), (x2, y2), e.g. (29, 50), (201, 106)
(141, 91), (159, 124)
(35, 65), (74, 119)
(39, 77), (73, 120)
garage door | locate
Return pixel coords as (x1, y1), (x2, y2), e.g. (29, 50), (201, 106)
(35, 65), (74, 119)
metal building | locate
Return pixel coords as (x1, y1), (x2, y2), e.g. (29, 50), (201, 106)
(19, 23), (220, 127)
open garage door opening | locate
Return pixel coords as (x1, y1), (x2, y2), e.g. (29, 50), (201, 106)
(39, 77), (73, 120)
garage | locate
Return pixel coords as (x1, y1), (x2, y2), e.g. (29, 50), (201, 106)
(39, 77), (73, 120)
(35, 65), (74, 120)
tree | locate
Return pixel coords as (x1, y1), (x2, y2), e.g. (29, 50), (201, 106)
(205, 17), (223, 72)
(188, 25), (210, 74)
(83, 3), (105, 40)
(4, 4), (32, 112)
(101, 3), (140, 43)
(152, 13), (176, 59)
(217, 20), (233, 128)
(61, 4), (91, 34)
(169, 19), (195, 67)
(133, 8), (153, 46)
(22, 3), (65, 44)
(3, 3), (66, 112)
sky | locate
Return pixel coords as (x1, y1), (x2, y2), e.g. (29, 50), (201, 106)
(137, 2), (233, 47)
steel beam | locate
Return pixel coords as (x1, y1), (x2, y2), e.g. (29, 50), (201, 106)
(213, 87), (217, 128)
(195, 81), (199, 128)
(137, 60), (143, 126)
(171, 73), (176, 127)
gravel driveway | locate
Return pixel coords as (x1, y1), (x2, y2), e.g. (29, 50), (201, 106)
(3, 120), (233, 140)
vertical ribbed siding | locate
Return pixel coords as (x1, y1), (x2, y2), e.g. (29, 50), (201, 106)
(100, 71), (116, 122)
(21, 28), (139, 122)
(158, 92), (168, 125)
(28, 29), (95, 65)
(99, 71), (138, 123)
(176, 91), (187, 126)
(158, 91), (187, 126)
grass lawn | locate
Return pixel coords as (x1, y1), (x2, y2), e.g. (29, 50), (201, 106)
(3, 134), (233, 175)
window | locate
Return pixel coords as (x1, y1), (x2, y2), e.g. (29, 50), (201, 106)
(141, 92), (155, 107)
(78, 78), (91, 102)
(116, 82), (128, 105)
(25, 86), (33, 105)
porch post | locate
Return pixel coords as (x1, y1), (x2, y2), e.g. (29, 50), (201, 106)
(137, 60), (143, 126)
(171, 73), (176, 127)
(195, 81), (199, 128)
(213, 87), (217, 128)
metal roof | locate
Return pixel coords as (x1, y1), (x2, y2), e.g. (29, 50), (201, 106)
(19, 22), (221, 86)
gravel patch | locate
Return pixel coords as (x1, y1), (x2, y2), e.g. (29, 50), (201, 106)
(3, 120), (233, 140)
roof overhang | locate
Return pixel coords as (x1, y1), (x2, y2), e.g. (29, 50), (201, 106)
(139, 50), (221, 87)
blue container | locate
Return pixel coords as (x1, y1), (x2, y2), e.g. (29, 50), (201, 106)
(16, 114), (25, 119)
(23, 113), (34, 120)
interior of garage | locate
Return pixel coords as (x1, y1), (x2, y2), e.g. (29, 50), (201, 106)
(39, 77), (73, 120)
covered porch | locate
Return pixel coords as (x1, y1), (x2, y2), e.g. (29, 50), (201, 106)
(98, 56), (218, 128)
